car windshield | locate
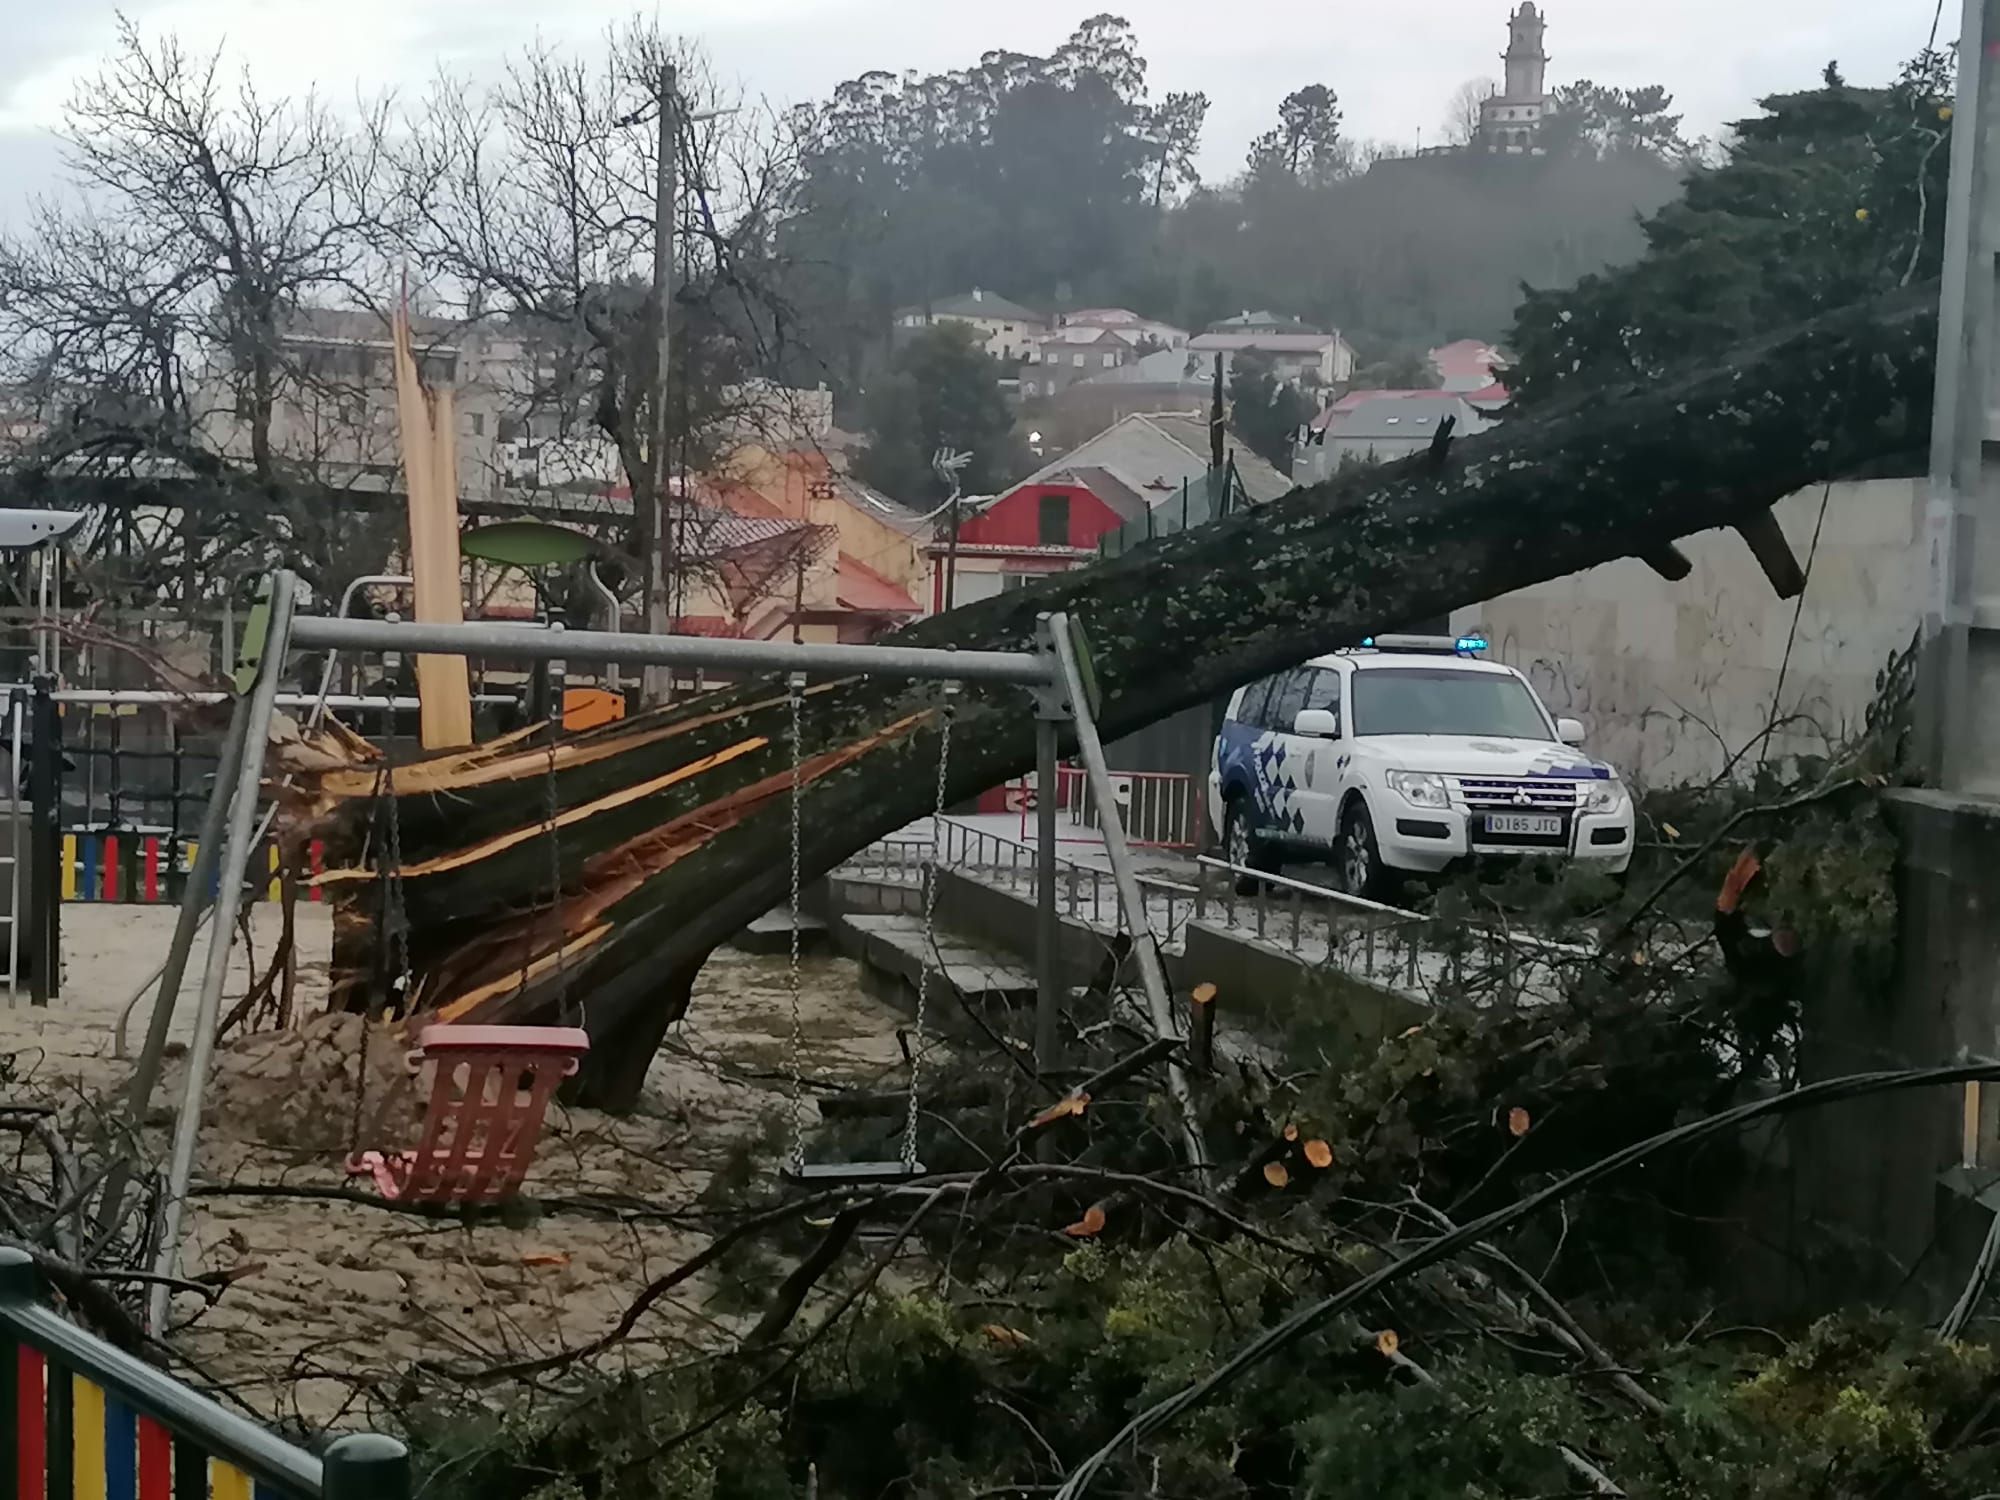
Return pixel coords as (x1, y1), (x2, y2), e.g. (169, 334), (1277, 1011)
(1351, 668), (1552, 740)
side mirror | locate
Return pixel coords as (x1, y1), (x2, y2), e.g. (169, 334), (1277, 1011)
(1557, 717), (1587, 746)
(1293, 709), (1341, 739)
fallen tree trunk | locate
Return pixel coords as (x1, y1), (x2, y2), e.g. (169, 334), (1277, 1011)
(296, 286), (1936, 1109)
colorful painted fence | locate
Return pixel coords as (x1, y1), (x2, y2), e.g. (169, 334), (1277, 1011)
(56, 838), (327, 906)
(0, 1250), (406, 1499)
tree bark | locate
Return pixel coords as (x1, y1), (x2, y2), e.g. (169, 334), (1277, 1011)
(295, 286), (1937, 1109)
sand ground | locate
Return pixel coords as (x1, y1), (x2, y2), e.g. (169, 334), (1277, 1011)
(0, 904), (911, 1430)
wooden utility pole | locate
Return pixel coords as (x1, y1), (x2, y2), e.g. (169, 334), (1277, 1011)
(1209, 353), (1226, 472)
(642, 63), (678, 705)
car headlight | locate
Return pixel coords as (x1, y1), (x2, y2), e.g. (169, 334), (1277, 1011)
(1583, 779), (1627, 814)
(1386, 770), (1450, 809)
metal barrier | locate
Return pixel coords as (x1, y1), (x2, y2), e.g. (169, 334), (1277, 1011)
(0, 1249), (408, 1499)
(1053, 766), (1198, 850)
(1096, 457), (1245, 561)
(841, 817), (1204, 949)
(1190, 856), (1596, 1005)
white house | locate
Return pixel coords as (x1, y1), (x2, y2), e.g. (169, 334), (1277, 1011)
(893, 289), (1049, 362)
(1297, 391), (1493, 480)
(1188, 330), (1359, 388)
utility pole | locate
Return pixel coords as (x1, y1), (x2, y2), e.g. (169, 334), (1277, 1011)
(1881, 0), (2000, 1284)
(1919, 0), (2000, 791)
(642, 62), (678, 706)
(1208, 353), (1225, 472)
(934, 449), (971, 613)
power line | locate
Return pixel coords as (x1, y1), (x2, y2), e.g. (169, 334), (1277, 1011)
(1757, 480), (1833, 776)
(1931, 0), (1948, 56)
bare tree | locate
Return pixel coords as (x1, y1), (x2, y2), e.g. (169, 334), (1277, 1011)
(1446, 78), (1500, 146)
(394, 20), (819, 638)
(0, 18), (402, 610)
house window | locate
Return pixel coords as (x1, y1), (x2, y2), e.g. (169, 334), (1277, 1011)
(470, 412), (486, 436)
(955, 571), (1006, 604)
(1039, 492), (1070, 546)
(498, 416), (523, 444)
(1002, 572), (1034, 591)
(1102, 352), (1117, 367)
(1072, 353), (1085, 368)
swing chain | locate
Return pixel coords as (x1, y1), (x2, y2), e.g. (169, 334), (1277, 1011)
(382, 731), (412, 1009)
(545, 729), (572, 1020)
(354, 719), (410, 1157)
(902, 681), (956, 1173)
(784, 670), (808, 1176)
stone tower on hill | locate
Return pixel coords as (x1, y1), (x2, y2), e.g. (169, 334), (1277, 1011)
(1479, 3), (1550, 155)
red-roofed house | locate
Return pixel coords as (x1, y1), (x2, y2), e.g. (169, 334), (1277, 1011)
(935, 478), (1124, 611)
(1428, 339), (1511, 393)
(730, 446), (927, 641)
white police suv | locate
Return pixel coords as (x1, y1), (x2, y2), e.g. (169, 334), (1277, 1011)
(1206, 635), (1635, 899)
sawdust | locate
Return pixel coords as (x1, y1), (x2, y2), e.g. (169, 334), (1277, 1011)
(164, 1010), (421, 1155)
(3, 905), (915, 1431)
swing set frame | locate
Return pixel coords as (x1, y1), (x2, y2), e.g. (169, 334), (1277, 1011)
(145, 568), (1202, 1327)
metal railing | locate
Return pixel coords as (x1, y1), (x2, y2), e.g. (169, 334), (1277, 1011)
(1053, 765), (1199, 850)
(1191, 856), (1594, 1005)
(838, 830), (1605, 1004)
(1096, 457), (1245, 561)
(839, 818), (1204, 949)
(0, 1249), (408, 1498)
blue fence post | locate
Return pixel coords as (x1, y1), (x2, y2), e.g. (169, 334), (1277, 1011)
(323, 1432), (411, 1500)
(0, 1246), (29, 1494)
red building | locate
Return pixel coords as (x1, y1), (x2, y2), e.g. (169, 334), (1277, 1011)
(933, 473), (1142, 611)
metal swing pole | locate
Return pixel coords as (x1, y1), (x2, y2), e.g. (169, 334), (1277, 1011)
(1047, 612), (1208, 1175)
(1032, 617), (1069, 1079)
(92, 687), (256, 1252)
(148, 571), (299, 1333)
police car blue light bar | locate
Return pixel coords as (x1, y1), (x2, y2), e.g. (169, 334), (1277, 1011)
(1351, 633), (1490, 656)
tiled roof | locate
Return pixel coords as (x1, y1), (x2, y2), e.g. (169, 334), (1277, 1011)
(836, 554), (921, 615)
(1190, 332), (1340, 354)
(1322, 394), (1489, 442)
(900, 290), (1045, 324)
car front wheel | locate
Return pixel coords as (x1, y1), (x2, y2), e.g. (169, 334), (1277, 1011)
(1223, 795), (1278, 896)
(1337, 800), (1396, 903)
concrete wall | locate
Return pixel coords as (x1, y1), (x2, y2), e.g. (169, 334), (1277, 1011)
(1451, 477), (1925, 787)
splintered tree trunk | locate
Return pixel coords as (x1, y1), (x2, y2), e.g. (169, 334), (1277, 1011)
(296, 288), (1937, 1109)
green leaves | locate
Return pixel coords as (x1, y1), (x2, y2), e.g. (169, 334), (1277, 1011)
(1512, 61), (1953, 408)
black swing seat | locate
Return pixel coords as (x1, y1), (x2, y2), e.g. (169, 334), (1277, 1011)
(781, 1159), (928, 1185)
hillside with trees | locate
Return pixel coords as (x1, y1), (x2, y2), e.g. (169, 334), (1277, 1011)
(773, 15), (1694, 403)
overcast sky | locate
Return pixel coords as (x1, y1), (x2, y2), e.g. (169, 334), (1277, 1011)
(0, 0), (1939, 226)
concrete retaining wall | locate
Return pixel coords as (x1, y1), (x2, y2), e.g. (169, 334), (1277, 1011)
(1452, 477), (1924, 787)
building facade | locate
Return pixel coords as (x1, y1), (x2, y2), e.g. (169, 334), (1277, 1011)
(892, 289), (1048, 362)
(1297, 391), (1495, 481)
(934, 411), (1295, 607)
(1187, 330), (1358, 388)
